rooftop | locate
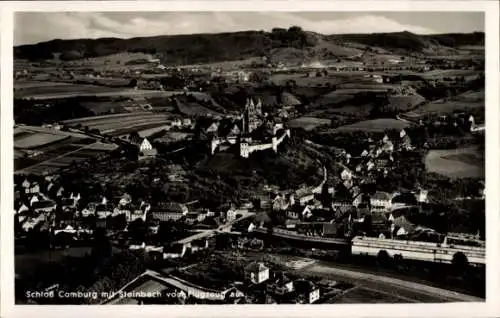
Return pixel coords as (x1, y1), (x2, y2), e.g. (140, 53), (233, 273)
(371, 191), (392, 201)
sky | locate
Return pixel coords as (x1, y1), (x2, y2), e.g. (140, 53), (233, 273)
(14, 11), (484, 46)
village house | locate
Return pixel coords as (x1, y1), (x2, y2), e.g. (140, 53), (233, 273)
(340, 168), (353, 181)
(272, 194), (290, 211)
(370, 191), (392, 212)
(245, 262), (270, 285)
(267, 272), (294, 296)
(287, 205), (312, 220)
(185, 212), (201, 225)
(96, 204), (114, 219)
(190, 238), (209, 253)
(225, 207), (238, 222)
(295, 188), (315, 205)
(32, 200), (57, 214)
(390, 215), (415, 238)
(294, 279), (320, 304)
(331, 200), (354, 219)
(17, 203), (29, 214)
(60, 197), (78, 212)
(138, 138), (158, 160)
(415, 188), (429, 203)
(81, 202), (100, 217)
(151, 203), (189, 222)
(27, 182), (41, 194)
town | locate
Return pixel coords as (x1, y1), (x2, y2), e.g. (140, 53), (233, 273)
(13, 22), (486, 305)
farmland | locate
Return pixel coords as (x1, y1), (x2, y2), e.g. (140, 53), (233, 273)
(14, 83), (126, 99)
(333, 118), (410, 132)
(14, 126), (118, 175)
(287, 116), (331, 131)
(405, 89), (484, 117)
(15, 132), (69, 149)
(62, 112), (172, 135)
(425, 146), (484, 178)
(15, 85), (215, 101)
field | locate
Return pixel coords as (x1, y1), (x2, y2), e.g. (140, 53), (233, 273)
(62, 112), (171, 135)
(334, 118), (410, 132)
(425, 147), (484, 178)
(79, 100), (130, 115)
(330, 287), (416, 303)
(176, 101), (223, 117)
(14, 83), (125, 99)
(14, 81), (73, 89)
(420, 69), (481, 80)
(14, 126), (118, 175)
(14, 83), (216, 101)
(287, 117), (331, 131)
(405, 89), (484, 117)
(15, 132), (69, 149)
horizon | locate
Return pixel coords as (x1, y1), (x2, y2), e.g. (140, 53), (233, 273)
(16, 29), (486, 48)
(14, 12), (484, 46)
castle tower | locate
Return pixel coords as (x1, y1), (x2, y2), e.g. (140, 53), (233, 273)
(255, 98), (262, 116)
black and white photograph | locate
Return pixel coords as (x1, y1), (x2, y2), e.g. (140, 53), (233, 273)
(1, 1), (500, 317)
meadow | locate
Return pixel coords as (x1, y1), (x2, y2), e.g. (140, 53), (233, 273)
(287, 116), (331, 131)
(425, 147), (484, 178)
(333, 118), (410, 132)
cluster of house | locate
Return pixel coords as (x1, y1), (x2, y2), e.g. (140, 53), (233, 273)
(244, 262), (321, 304)
(15, 173), (267, 258)
(432, 113), (484, 133)
(258, 130), (436, 240)
(103, 261), (324, 305)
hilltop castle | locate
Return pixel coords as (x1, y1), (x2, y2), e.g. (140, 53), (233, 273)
(208, 97), (290, 158)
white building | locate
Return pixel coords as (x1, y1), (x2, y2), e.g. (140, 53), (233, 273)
(246, 262), (270, 285)
(370, 191), (392, 211)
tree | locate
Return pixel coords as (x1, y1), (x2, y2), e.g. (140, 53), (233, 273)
(91, 228), (112, 259)
(128, 218), (147, 242)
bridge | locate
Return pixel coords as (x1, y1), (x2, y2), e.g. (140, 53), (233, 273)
(174, 211), (256, 245)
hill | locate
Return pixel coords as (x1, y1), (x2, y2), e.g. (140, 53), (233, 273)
(328, 31), (484, 53)
(15, 28), (484, 66)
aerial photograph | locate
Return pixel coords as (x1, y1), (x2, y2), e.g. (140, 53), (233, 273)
(12, 11), (485, 305)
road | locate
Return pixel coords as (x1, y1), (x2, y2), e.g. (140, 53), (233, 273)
(298, 261), (483, 302)
(174, 211), (255, 245)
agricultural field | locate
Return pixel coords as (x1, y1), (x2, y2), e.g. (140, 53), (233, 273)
(138, 125), (171, 138)
(425, 146), (484, 179)
(14, 132), (69, 149)
(330, 287), (417, 304)
(287, 116), (331, 131)
(176, 101), (223, 117)
(14, 80), (73, 89)
(14, 83), (125, 99)
(62, 112), (171, 135)
(405, 89), (484, 117)
(79, 100), (131, 115)
(14, 127), (118, 175)
(420, 69), (482, 80)
(63, 52), (154, 67)
(386, 94), (426, 112)
(333, 118), (410, 132)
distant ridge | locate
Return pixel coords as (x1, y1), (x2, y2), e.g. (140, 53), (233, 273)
(14, 27), (484, 65)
